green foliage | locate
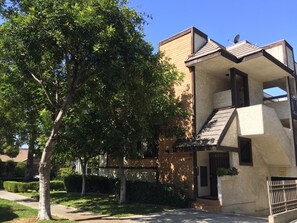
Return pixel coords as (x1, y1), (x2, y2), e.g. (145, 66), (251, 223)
(59, 168), (75, 178)
(15, 161), (26, 177)
(0, 198), (75, 222)
(124, 181), (188, 208)
(5, 160), (16, 177)
(27, 182), (39, 192)
(64, 175), (188, 207)
(217, 167), (239, 177)
(64, 175), (116, 194)
(50, 180), (65, 191)
(3, 180), (64, 192)
(3, 181), (19, 192)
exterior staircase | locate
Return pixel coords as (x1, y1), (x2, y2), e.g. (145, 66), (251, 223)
(191, 198), (222, 212)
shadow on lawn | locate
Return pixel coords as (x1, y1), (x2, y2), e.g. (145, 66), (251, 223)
(48, 192), (167, 216)
(0, 204), (18, 222)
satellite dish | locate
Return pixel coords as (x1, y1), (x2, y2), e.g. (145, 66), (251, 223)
(233, 34), (240, 44)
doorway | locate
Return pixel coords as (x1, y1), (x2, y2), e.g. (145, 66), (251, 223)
(209, 152), (230, 197)
(231, 68), (249, 108)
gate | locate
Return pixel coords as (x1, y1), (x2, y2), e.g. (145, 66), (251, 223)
(267, 180), (297, 215)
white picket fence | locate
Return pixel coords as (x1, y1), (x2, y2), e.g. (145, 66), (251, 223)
(267, 180), (297, 215)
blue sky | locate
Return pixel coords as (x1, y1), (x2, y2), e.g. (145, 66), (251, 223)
(129, 0), (297, 55)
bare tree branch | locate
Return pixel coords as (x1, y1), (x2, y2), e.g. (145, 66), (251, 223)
(28, 70), (55, 108)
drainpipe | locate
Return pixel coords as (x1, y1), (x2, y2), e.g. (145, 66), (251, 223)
(190, 66), (198, 198)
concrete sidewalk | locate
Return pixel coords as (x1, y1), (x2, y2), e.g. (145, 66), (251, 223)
(0, 190), (270, 223)
(0, 190), (138, 222)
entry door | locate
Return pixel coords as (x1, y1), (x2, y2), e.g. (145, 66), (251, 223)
(209, 153), (230, 197)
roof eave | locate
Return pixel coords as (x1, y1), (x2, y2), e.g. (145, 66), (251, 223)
(241, 49), (296, 77)
(185, 49), (238, 67)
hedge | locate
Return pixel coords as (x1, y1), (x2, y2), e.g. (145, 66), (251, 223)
(125, 181), (188, 208)
(50, 180), (65, 191)
(3, 180), (65, 193)
(3, 181), (19, 192)
(64, 175), (116, 194)
(64, 175), (188, 207)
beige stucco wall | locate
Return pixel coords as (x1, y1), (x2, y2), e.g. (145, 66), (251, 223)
(237, 105), (264, 136)
(221, 118), (238, 148)
(98, 168), (157, 182)
(265, 100), (290, 120)
(237, 104), (293, 165)
(219, 146), (270, 216)
(265, 45), (284, 64)
(197, 151), (210, 196)
(213, 90), (232, 109)
(248, 77), (263, 105)
(195, 72), (230, 132)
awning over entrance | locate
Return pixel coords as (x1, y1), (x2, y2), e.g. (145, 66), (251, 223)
(174, 108), (236, 151)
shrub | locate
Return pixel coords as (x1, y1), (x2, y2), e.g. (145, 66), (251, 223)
(50, 180), (65, 191)
(17, 182), (30, 192)
(27, 182), (39, 192)
(6, 160), (16, 177)
(124, 181), (188, 208)
(64, 175), (116, 194)
(59, 168), (75, 178)
(0, 180), (3, 189)
(15, 162), (26, 177)
(217, 167), (239, 176)
(3, 181), (19, 192)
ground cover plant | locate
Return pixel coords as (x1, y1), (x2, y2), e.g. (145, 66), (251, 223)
(0, 198), (75, 222)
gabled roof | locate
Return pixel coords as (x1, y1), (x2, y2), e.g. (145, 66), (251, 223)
(0, 149), (28, 163)
(226, 40), (262, 59)
(174, 108), (236, 151)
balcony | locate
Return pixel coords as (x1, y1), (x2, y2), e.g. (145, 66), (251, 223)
(237, 104), (294, 166)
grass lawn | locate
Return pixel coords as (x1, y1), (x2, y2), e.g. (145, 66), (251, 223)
(0, 198), (75, 223)
(24, 191), (170, 217)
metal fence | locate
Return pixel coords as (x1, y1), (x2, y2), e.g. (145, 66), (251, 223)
(267, 180), (297, 215)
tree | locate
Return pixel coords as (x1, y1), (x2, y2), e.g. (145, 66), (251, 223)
(0, 71), (42, 181)
(0, 0), (158, 219)
(99, 53), (188, 204)
(55, 90), (108, 196)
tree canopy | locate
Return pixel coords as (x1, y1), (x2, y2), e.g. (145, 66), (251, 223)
(0, 0), (188, 219)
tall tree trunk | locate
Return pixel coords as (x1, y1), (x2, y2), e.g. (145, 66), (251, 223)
(24, 128), (37, 182)
(80, 158), (88, 196)
(38, 93), (73, 220)
(118, 157), (126, 204)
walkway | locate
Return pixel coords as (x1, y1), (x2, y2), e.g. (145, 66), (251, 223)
(0, 190), (269, 223)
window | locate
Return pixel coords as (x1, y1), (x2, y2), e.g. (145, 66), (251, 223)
(200, 166), (208, 187)
(137, 139), (158, 158)
(238, 137), (252, 165)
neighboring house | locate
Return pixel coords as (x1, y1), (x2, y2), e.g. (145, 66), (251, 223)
(98, 27), (297, 216)
(0, 148), (28, 163)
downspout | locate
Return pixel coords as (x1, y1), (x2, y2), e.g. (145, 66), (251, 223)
(190, 66), (198, 198)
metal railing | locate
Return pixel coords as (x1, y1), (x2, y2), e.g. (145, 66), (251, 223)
(267, 180), (297, 215)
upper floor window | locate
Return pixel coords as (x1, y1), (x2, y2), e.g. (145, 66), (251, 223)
(238, 137), (252, 166)
(137, 139), (158, 158)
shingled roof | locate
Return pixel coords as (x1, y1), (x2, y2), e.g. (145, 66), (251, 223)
(0, 149), (28, 163)
(226, 40), (262, 59)
(192, 39), (225, 58)
(187, 39), (261, 62)
(175, 108), (236, 151)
